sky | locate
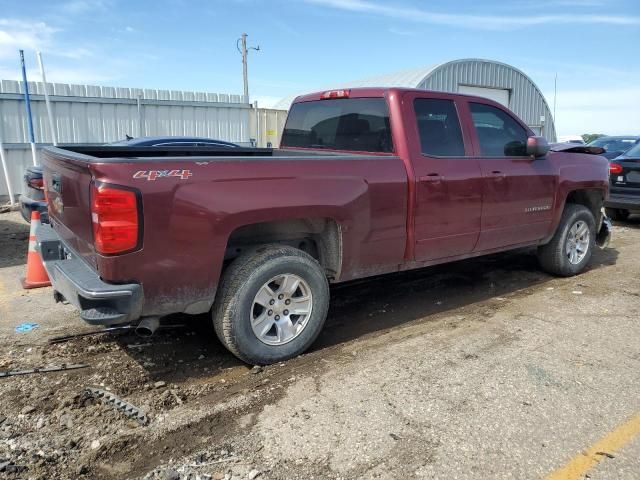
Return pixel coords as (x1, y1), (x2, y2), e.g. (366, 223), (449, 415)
(0, 0), (638, 136)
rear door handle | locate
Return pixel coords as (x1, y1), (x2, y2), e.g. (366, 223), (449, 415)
(489, 170), (506, 180)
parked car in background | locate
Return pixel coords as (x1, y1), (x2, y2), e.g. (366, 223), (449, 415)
(605, 141), (640, 220)
(37, 88), (611, 365)
(20, 165), (49, 223)
(108, 136), (239, 148)
(587, 135), (640, 160)
(19, 136), (238, 222)
(557, 135), (585, 145)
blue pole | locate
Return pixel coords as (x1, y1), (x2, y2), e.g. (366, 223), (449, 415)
(19, 49), (38, 165)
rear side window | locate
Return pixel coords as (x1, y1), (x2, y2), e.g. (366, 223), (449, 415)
(470, 103), (528, 156)
(281, 98), (393, 153)
(414, 99), (465, 157)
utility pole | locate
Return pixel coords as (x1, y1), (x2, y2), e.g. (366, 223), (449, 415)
(237, 33), (260, 103)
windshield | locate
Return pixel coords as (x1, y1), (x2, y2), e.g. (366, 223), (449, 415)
(588, 137), (638, 152)
(281, 98), (393, 153)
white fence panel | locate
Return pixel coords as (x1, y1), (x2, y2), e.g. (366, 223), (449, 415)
(0, 80), (253, 198)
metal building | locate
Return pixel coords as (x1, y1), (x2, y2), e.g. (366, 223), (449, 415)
(275, 58), (556, 141)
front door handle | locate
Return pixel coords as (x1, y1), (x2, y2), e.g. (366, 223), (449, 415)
(489, 170), (506, 180)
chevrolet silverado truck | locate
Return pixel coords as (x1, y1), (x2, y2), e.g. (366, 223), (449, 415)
(36, 88), (612, 365)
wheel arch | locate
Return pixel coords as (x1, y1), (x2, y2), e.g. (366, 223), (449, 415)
(223, 217), (343, 281)
(543, 187), (606, 244)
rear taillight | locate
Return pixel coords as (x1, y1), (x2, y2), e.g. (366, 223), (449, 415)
(609, 163), (623, 175)
(28, 177), (44, 190)
(91, 183), (140, 254)
(321, 89), (350, 99)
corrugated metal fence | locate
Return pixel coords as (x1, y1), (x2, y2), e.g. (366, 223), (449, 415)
(0, 79), (287, 198)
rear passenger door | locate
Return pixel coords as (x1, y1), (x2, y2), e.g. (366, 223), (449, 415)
(467, 101), (556, 251)
(407, 94), (483, 262)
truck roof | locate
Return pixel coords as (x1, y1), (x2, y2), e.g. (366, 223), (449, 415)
(291, 87), (504, 106)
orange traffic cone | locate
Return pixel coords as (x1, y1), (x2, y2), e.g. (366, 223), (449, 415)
(21, 211), (51, 289)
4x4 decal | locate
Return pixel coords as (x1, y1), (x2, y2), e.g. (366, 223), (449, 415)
(133, 169), (193, 181)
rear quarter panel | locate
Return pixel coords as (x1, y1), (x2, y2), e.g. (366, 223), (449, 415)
(93, 156), (408, 316)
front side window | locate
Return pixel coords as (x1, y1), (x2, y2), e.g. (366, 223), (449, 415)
(414, 98), (465, 157)
(470, 103), (528, 157)
(281, 98), (393, 153)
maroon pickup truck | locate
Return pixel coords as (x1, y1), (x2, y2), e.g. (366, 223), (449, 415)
(37, 88), (612, 364)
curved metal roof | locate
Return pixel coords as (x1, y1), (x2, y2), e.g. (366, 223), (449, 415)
(273, 64), (439, 110)
(272, 58), (556, 141)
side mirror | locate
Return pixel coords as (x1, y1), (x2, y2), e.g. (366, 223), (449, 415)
(526, 136), (549, 158)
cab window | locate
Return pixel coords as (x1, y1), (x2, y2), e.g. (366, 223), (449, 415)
(470, 103), (528, 157)
(414, 98), (465, 157)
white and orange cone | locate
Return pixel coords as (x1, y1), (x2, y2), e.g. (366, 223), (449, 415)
(21, 211), (51, 289)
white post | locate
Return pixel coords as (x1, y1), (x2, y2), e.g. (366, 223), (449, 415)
(0, 100), (15, 204)
(137, 94), (144, 137)
(0, 140), (15, 206)
(37, 51), (57, 146)
(253, 101), (259, 147)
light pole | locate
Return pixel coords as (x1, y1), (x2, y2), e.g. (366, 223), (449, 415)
(237, 33), (260, 103)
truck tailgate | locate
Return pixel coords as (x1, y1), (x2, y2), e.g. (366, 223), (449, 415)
(42, 148), (97, 265)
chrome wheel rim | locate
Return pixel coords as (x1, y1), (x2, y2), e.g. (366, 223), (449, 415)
(566, 220), (590, 265)
(250, 274), (313, 346)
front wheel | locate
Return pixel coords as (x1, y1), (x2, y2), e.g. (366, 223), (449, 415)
(212, 245), (329, 365)
(537, 204), (596, 277)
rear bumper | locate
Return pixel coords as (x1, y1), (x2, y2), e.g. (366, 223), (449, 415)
(605, 192), (640, 211)
(19, 195), (48, 223)
(35, 223), (143, 326)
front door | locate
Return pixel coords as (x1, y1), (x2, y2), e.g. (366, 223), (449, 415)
(408, 94), (483, 262)
(466, 101), (556, 251)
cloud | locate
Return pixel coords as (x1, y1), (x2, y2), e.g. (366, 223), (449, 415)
(0, 19), (57, 60)
(516, 0), (607, 7)
(59, 0), (109, 15)
(304, 0), (640, 29)
(388, 27), (418, 36)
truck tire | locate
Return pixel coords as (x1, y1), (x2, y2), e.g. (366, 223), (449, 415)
(212, 245), (329, 365)
(605, 207), (630, 221)
(537, 204), (596, 277)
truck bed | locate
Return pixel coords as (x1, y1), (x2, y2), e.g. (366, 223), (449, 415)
(54, 145), (376, 161)
(40, 145), (409, 320)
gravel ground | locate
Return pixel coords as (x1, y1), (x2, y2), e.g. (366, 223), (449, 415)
(0, 210), (638, 479)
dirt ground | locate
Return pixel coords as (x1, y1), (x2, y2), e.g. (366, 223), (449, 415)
(0, 209), (638, 480)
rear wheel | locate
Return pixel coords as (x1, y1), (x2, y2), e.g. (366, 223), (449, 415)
(537, 204), (596, 277)
(605, 207), (630, 221)
(212, 245), (329, 365)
